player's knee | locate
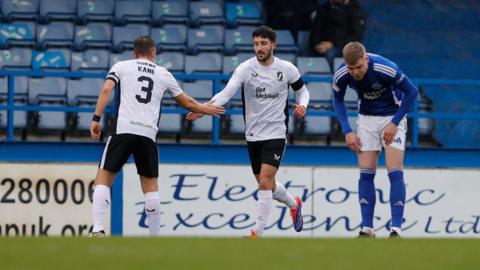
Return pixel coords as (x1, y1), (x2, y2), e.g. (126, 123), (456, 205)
(258, 177), (274, 190)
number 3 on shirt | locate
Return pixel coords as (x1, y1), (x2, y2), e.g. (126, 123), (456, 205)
(136, 76), (154, 104)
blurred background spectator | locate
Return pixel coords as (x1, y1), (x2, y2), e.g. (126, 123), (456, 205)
(310, 0), (366, 68)
(265, 0), (317, 42)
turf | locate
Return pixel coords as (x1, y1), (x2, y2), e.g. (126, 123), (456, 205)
(1, 237), (479, 270)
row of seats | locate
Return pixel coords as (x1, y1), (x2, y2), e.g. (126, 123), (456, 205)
(0, 0), (262, 27)
(0, 74), (359, 136)
(0, 77), (357, 107)
(1, 48), (343, 74)
(0, 22), (298, 54)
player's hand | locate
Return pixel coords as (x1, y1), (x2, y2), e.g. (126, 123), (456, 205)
(201, 103), (225, 116)
(345, 132), (362, 152)
(315, 43), (326, 54)
(186, 112), (204, 121)
(383, 122), (398, 145)
(90, 121), (101, 141)
(322, 41), (334, 50)
(293, 104), (306, 118)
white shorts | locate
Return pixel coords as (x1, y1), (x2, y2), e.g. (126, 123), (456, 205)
(357, 114), (407, 152)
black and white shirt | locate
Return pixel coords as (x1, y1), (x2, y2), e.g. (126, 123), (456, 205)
(106, 59), (183, 141)
(212, 57), (310, 141)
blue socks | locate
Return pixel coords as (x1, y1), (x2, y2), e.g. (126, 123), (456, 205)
(388, 169), (406, 229)
(358, 169), (376, 229)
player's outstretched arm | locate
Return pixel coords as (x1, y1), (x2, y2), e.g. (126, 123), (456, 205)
(293, 86), (310, 118)
(174, 92), (225, 116)
(90, 79), (115, 141)
(186, 76), (242, 121)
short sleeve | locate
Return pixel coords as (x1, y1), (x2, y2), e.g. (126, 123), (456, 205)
(165, 71), (183, 98)
(373, 62), (404, 85)
(231, 61), (248, 83)
(106, 62), (121, 84)
(332, 66), (349, 93)
(286, 62), (302, 84)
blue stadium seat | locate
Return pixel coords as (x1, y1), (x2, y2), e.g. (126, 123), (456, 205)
(303, 112), (332, 136)
(276, 53), (296, 64)
(0, 48), (32, 69)
(275, 30), (298, 53)
(333, 57), (344, 72)
(77, 0), (114, 23)
(187, 27), (224, 54)
(32, 49), (71, 71)
(297, 57), (331, 76)
(306, 82), (332, 108)
(228, 114), (244, 134)
(152, 1), (189, 26)
(28, 77), (67, 105)
(151, 24), (187, 52)
(182, 80), (213, 102)
(112, 24), (149, 52)
(156, 52), (185, 73)
(158, 113), (182, 133)
(40, 0), (76, 22)
(417, 95), (434, 136)
(190, 115), (212, 133)
(74, 103), (96, 131)
(303, 81), (333, 136)
(0, 76), (28, 102)
(0, 100), (28, 129)
(224, 27), (254, 55)
(109, 50), (132, 66)
(36, 22), (74, 50)
(74, 23), (112, 51)
(2, 0), (39, 21)
(67, 78), (103, 105)
(225, 2), (262, 27)
(34, 104), (68, 130)
(185, 53), (222, 74)
(222, 53), (250, 75)
(189, 2), (225, 27)
(114, 0), (151, 25)
(0, 75), (28, 129)
(67, 78), (108, 131)
(297, 31), (311, 56)
(0, 21), (36, 49)
(71, 49), (110, 72)
(28, 77), (67, 131)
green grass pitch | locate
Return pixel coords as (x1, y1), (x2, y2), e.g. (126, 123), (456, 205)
(1, 237), (479, 270)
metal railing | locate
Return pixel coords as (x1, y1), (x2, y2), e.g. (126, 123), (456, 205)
(1, 70), (480, 147)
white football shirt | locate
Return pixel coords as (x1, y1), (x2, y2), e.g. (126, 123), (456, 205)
(212, 57), (307, 141)
(106, 58), (182, 141)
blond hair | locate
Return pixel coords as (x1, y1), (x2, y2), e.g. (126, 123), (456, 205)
(343, 42), (366, 65)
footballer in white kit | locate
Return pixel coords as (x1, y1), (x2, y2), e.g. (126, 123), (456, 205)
(89, 36), (224, 237)
(187, 26), (310, 237)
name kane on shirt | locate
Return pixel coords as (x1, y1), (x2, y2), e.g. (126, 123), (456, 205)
(137, 61), (155, 75)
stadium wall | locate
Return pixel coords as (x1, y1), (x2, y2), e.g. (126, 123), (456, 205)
(0, 143), (479, 237)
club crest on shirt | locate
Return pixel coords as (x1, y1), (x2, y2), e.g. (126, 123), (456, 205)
(372, 82), (382, 91)
(277, 71), (283, 81)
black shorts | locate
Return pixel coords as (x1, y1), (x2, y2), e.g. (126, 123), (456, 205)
(99, 134), (159, 178)
(247, 138), (286, 175)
